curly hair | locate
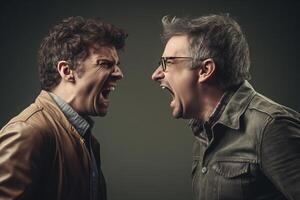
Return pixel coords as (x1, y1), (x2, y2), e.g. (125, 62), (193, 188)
(162, 14), (251, 90)
(38, 16), (128, 91)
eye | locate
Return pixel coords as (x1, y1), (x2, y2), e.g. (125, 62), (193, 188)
(166, 59), (174, 65)
(97, 59), (115, 68)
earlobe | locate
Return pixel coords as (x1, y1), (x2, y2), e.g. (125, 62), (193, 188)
(57, 61), (75, 83)
(198, 58), (216, 83)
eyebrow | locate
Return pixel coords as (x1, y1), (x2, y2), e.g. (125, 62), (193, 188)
(97, 58), (120, 65)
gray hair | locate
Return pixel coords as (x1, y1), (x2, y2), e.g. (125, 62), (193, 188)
(161, 14), (251, 90)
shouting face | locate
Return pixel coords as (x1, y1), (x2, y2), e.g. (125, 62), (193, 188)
(152, 35), (201, 119)
(72, 45), (123, 116)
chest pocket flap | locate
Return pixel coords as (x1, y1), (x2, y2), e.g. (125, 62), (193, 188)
(212, 161), (249, 178)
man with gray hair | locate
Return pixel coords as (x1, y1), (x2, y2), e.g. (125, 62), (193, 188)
(152, 14), (300, 200)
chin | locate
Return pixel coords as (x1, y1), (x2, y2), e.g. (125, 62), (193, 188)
(173, 115), (181, 119)
(89, 109), (107, 117)
(172, 103), (185, 119)
(96, 110), (108, 117)
(172, 110), (183, 119)
(173, 110), (193, 120)
(93, 103), (108, 116)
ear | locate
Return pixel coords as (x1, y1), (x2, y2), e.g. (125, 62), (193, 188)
(198, 58), (216, 83)
(57, 61), (75, 83)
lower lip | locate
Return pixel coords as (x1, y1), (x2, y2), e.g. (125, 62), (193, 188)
(99, 94), (109, 105)
(102, 97), (109, 103)
(170, 99), (175, 107)
(103, 101), (109, 108)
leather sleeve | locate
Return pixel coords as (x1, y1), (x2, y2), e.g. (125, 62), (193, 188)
(260, 116), (300, 200)
(0, 121), (46, 200)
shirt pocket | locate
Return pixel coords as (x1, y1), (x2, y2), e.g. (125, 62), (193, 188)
(212, 160), (255, 200)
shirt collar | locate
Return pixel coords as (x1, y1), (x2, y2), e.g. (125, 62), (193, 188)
(49, 92), (94, 137)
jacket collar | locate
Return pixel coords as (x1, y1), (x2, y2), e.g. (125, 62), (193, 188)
(216, 81), (256, 130)
(48, 92), (93, 137)
(35, 90), (80, 135)
(189, 81), (256, 134)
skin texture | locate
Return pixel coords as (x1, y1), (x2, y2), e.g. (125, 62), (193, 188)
(53, 45), (123, 117)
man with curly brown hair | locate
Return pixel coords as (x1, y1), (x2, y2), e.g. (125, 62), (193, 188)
(0, 16), (127, 200)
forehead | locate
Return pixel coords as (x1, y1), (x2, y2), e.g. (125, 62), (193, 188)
(163, 35), (190, 56)
(89, 44), (119, 60)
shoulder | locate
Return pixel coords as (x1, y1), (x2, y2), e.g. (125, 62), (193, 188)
(1, 102), (52, 144)
(250, 93), (300, 154)
(247, 92), (299, 122)
(239, 91), (299, 143)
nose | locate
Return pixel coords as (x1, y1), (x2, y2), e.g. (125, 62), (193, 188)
(112, 66), (124, 80)
(151, 66), (164, 82)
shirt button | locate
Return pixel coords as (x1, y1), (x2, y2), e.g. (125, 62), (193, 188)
(201, 167), (208, 174)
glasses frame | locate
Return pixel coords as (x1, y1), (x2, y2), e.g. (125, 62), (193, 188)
(159, 56), (193, 71)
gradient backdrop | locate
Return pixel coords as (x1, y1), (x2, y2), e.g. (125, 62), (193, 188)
(0, 1), (299, 200)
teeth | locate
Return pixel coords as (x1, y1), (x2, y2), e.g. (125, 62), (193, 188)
(109, 86), (115, 91)
(105, 86), (115, 91)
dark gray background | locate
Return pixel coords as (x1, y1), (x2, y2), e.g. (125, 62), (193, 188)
(0, 1), (299, 200)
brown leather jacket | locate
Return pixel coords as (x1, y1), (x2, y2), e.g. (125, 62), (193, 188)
(0, 91), (106, 200)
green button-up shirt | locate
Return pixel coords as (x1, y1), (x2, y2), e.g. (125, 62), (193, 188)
(190, 81), (300, 200)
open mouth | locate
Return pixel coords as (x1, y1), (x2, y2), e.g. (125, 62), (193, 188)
(160, 85), (174, 99)
(101, 85), (116, 100)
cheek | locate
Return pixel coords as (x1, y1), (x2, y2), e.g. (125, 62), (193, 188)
(81, 81), (98, 96)
(175, 77), (198, 105)
(181, 86), (196, 105)
(173, 75), (197, 94)
(85, 73), (109, 93)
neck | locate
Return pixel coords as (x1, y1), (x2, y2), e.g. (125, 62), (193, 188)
(198, 85), (224, 122)
(51, 84), (76, 108)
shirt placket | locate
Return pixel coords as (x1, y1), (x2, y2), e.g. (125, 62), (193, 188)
(84, 132), (99, 200)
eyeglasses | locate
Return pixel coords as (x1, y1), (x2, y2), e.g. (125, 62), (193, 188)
(159, 56), (193, 71)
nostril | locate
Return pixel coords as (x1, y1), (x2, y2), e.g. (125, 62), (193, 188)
(151, 72), (158, 81)
(152, 68), (164, 81)
(116, 73), (123, 80)
(113, 67), (124, 79)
